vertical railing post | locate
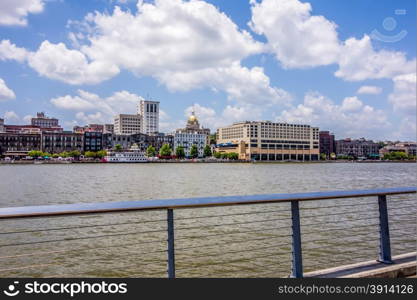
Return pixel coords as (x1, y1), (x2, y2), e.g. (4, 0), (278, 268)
(290, 200), (303, 278)
(167, 208), (176, 278)
(377, 195), (393, 264)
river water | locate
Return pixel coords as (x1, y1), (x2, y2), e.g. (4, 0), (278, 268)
(0, 162), (415, 277)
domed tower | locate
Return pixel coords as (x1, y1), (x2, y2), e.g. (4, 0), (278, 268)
(186, 111), (201, 131)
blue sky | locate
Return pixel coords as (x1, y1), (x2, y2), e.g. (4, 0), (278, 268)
(0, 0), (415, 141)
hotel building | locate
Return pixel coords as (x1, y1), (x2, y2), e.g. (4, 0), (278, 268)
(139, 100), (159, 135)
(216, 121), (319, 161)
(114, 114), (142, 135)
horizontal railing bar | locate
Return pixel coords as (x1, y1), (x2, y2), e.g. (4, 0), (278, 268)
(175, 235), (288, 252)
(300, 210), (378, 219)
(175, 209), (290, 221)
(176, 217), (291, 231)
(0, 263), (55, 272)
(175, 227), (291, 241)
(0, 230), (166, 248)
(303, 242), (378, 252)
(0, 242), (167, 260)
(300, 201), (376, 210)
(301, 222), (379, 235)
(389, 212), (417, 217)
(178, 251), (282, 271)
(388, 205), (416, 210)
(0, 187), (414, 219)
(303, 234), (380, 244)
(0, 219), (166, 235)
(177, 243), (290, 260)
(301, 216), (379, 227)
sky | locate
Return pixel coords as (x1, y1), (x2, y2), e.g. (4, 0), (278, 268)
(0, 0), (415, 141)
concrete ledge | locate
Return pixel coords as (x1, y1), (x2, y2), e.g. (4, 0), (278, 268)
(305, 252), (416, 278)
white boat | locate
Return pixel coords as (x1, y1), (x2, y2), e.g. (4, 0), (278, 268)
(104, 144), (148, 163)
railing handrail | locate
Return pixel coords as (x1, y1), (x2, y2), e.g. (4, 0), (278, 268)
(0, 186), (415, 219)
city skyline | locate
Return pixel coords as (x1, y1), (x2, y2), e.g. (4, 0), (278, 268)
(0, 0), (416, 141)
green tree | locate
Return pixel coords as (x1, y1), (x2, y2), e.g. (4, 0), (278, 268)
(228, 152), (239, 160)
(85, 151), (96, 158)
(320, 153), (327, 160)
(96, 150), (107, 159)
(190, 144), (199, 158)
(203, 145), (212, 157)
(209, 134), (217, 145)
(28, 150), (43, 158)
(175, 146), (185, 159)
(159, 144), (172, 157)
(146, 145), (156, 157)
(213, 151), (221, 159)
(69, 150), (81, 158)
(114, 144), (123, 152)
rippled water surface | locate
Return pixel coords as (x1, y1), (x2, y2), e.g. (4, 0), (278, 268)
(0, 162), (415, 277)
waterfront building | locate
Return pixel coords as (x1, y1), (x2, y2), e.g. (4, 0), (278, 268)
(139, 100), (159, 134)
(216, 121), (320, 161)
(84, 131), (103, 152)
(104, 124), (114, 134)
(103, 133), (173, 152)
(319, 131), (335, 158)
(114, 114), (142, 135)
(41, 131), (84, 154)
(379, 142), (417, 157)
(173, 113), (208, 158)
(0, 118), (4, 133)
(335, 138), (380, 159)
(0, 132), (42, 157)
(31, 112), (61, 129)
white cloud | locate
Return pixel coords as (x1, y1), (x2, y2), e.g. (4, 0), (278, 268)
(249, 0), (340, 68)
(160, 63), (292, 106)
(0, 40), (29, 62)
(183, 103), (263, 131)
(3, 111), (20, 123)
(357, 85), (382, 95)
(336, 35), (416, 81)
(249, 0), (415, 83)
(50, 89), (143, 123)
(0, 78), (16, 101)
(28, 41), (120, 85)
(0, 0), (44, 26)
(388, 73), (416, 114)
(277, 92), (390, 139)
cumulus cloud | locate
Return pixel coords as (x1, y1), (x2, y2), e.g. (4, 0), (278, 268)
(28, 41), (120, 85)
(357, 85), (382, 95)
(336, 35), (416, 81)
(0, 40), (29, 62)
(3, 1), (288, 109)
(0, 0), (44, 26)
(388, 73), (416, 115)
(50, 89), (144, 124)
(249, 0), (340, 68)
(249, 0), (415, 83)
(3, 111), (20, 123)
(277, 92), (390, 139)
(0, 78), (16, 101)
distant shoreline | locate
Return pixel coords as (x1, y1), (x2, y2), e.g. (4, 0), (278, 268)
(0, 160), (415, 165)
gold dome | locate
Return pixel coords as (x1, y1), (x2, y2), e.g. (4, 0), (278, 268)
(188, 115), (197, 122)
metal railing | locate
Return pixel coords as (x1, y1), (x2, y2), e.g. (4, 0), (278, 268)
(0, 187), (415, 278)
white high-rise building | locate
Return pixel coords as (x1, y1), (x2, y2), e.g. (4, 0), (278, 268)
(139, 100), (159, 135)
(114, 114), (142, 135)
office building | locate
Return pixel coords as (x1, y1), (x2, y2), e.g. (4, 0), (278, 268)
(336, 138), (379, 158)
(0, 118), (4, 133)
(319, 131), (335, 158)
(114, 114), (142, 135)
(139, 100), (159, 134)
(31, 112), (60, 129)
(216, 121), (320, 161)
